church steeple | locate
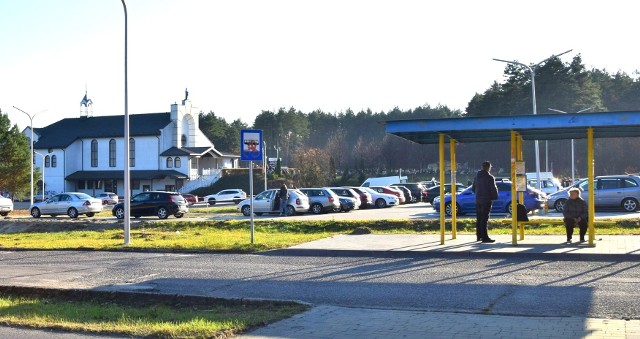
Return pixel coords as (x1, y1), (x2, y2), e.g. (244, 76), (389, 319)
(80, 87), (93, 117)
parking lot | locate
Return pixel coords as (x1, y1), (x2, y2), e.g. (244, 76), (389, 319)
(11, 201), (640, 222)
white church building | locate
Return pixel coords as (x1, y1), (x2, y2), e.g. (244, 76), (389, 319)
(26, 92), (239, 197)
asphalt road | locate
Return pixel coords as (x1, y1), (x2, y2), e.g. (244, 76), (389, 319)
(0, 250), (638, 320)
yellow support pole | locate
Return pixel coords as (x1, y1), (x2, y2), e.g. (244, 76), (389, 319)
(510, 131), (518, 245)
(518, 134), (525, 240)
(587, 128), (595, 247)
(439, 133), (446, 245)
(450, 138), (457, 239)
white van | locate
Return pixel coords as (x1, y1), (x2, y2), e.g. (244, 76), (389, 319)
(526, 172), (562, 194)
(361, 176), (408, 187)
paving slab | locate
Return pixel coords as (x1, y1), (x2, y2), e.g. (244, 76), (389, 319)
(239, 305), (640, 339)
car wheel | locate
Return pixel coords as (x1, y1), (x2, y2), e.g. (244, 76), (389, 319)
(507, 203), (512, 215)
(622, 198), (638, 212)
(375, 198), (387, 208)
(174, 213), (184, 218)
(114, 207), (125, 219)
(86, 213), (95, 217)
(444, 202), (453, 216)
(241, 205), (251, 216)
(233, 198), (242, 204)
(31, 208), (41, 218)
(157, 207), (169, 219)
(0, 212), (7, 217)
(208, 198), (216, 206)
(311, 203), (324, 214)
(67, 208), (79, 218)
(286, 205), (295, 216)
(554, 199), (567, 213)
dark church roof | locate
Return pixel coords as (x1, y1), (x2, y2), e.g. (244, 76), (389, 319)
(34, 113), (171, 148)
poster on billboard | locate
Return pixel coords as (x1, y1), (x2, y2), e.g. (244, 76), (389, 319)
(240, 130), (263, 161)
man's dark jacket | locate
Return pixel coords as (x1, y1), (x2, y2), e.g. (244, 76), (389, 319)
(471, 170), (498, 201)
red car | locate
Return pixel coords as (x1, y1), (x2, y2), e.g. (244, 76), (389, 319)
(347, 187), (373, 208)
(181, 194), (198, 206)
(369, 186), (406, 204)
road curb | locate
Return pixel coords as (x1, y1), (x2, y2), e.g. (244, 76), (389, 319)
(260, 248), (640, 262)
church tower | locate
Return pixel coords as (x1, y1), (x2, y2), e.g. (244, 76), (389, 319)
(170, 88), (199, 148)
(80, 89), (93, 117)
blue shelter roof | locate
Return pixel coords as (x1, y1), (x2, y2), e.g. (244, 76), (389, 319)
(384, 111), (640, 144)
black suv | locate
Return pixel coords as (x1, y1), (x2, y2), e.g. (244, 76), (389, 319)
(112, 191), (188, 219)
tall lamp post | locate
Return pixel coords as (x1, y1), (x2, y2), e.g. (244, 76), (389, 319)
(493, 49), (572, 190)
(12, 106), (39, 206)
(548, 107), (592, 185)
(263, 141), (267, 190)
(34, 151), (54, 201)
(121, 0), (131, 245)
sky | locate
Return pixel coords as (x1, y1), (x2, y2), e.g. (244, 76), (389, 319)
(1, 0), (639, 131)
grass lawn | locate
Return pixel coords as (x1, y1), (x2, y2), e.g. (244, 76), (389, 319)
(0, 219), (639, 252)
(0, 293), (307, 338)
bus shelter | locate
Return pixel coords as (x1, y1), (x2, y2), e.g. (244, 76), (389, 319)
(384, 111), (640, 247)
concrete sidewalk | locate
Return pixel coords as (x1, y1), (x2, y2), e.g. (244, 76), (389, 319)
(272, 233), (640, 260)
(239, 305), (640, 339)
(243, 233), (640, 338)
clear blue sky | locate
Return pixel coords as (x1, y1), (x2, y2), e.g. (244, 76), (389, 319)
(1, 0), (638, 130)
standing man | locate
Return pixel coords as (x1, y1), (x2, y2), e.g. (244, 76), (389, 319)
(278, 184), (289, 216)
(471, 161), (499, 243)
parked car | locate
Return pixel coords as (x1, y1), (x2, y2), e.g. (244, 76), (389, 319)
(30, 192), (103, 218)
(180, 193), (198, 206)
(202, 189), (247, 205)
(547, 175), (640, 212)
(328, 187), (362, 208)
(95, 192), (119, 205)
(112, 191), (188, 219)
(391, 185), (414, 203)
(391, 183), (427, 203)
(34, 190), (57, 203)
(336, 196), (358, 212)
(527, 178), (562, 195)
(299, 188), (341, 214)
(359, 187), (399, 208)
(0, 195), (13, 216)
(236, 189), (309, 216)
(424, 183), (467, 204)
(347, 187), (373, 208)
(433, 182), (546, 216)
(369, 186), (406, 204)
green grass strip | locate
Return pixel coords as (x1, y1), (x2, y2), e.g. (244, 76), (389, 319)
(0, 294), (307, 338)
(0, 219), (638, 252)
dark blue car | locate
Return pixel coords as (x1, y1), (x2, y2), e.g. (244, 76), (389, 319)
(433, 182), (546, 216)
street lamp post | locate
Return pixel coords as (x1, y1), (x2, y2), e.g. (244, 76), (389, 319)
(548, 107), (592, 185)
(493, 49), (572, 191)
(263, 141), (267, 190)
(12, 106), (39, 206)
(34, 151), (54, 201)
(121, 0), (131, 245)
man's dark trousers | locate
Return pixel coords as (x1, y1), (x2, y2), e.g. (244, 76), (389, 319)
(564, 217), (587, 241)
(476, 200), (492, 240)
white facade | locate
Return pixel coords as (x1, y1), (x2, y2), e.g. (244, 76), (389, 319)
(28, 98), (239, 198)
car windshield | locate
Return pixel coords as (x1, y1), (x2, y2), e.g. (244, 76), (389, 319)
(73, 193), (92, 200)
(361, 187), (378, 194)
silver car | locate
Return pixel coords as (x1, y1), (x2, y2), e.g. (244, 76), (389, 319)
(30, 192), (103, 218)
(0, 195), (13, 216)
(547, 175), (640, 212)
(299, 188), (341, 214)
(237, 189), (310, 216)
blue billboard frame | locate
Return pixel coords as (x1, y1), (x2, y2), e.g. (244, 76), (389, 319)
(240, 129), (263, 161)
